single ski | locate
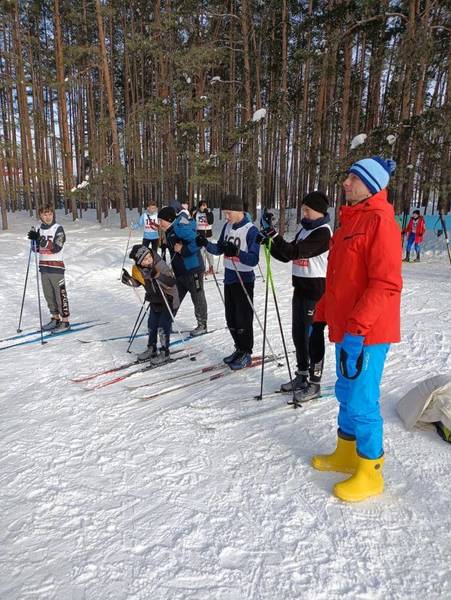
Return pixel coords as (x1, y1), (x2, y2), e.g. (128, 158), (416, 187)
(125, 354), (264, 391)
(137, 356), (272, 402)
(174, 327), (224, 335)
(0, 319), (100, 344)
(0, 321), (109, 352)
(87, 349), (202, 390)
(76, 328), (219, 344)
(71, 345), (191, 383)
(77, 332), (148, 344)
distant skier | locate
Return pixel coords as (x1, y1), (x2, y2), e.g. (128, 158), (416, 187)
(122, 244), (179, 363)
(131, 201), (160, 252)
(196, 194), (260, 370)
(259, 191), (332, 402)
(311, 156), (402, 503)
(192, 200), (215, 274)
(27, 205), (71, 332)
(403, 209), (426, 262)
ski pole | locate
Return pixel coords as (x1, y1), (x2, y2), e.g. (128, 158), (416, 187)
(17, 244), (33, 333)
(229, 258), (278, 359)
(119, 227), (133, 280)
(154, 279), (195, 361)
(439, 210), (451, 266)
(126, 302), (151, 353)
(128, 297), (147, 343)
(32, 234), (46, 345)
(203, 249), (225, 307)
(264, 241), (296, 406)
(255, 243), (271, 400)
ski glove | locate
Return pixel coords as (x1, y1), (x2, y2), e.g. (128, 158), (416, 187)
(260, 209), (274, 229)
(339, 333), (365, 379)
(257, 227), (277, 245)
(121, 268), (140, 287)
(223, 241), (239, 257)
(28, 229), (40, 242)
(195, 234), (208, 248)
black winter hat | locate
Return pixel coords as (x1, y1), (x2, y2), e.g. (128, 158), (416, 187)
(221, 194), (243, 212)
(129, 244), (151, 265)
(158, 205), (177, 223)
(302, 191), (329, 215)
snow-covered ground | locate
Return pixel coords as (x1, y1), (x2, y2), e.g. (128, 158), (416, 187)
(1, 210), (450, 600)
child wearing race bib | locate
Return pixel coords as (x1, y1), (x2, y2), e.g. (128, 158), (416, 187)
(131, 201), (160, 252)
(196, 194), (260, 370)
(27, 205), (71, 332)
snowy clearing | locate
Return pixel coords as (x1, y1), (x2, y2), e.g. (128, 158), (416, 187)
(1, 210), (450, 600)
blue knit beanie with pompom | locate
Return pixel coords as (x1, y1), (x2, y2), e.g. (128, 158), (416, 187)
(349, 156), (396, 194)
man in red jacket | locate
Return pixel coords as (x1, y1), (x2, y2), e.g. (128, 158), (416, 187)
(312, 156), (402, 502)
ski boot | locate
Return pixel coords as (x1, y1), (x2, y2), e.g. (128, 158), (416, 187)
(293, 381), (321, 404)
(137, 346), (157, 362)
(281, 371), (308, 393)
(53, 321), (70, 333)
(42, 318), (60, 332)
(229, 352), (252, 370)
(223, 349), (240, 365)
(150, 348), (171, 366)
(190, 323), (207, 337)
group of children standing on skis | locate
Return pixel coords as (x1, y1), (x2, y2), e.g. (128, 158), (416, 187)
(29, 154), (414, 502)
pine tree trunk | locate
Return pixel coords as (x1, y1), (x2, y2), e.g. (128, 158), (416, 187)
(54, 0), (76, 218)
(95, 0), (126, 227)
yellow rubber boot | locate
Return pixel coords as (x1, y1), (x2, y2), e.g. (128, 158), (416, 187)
(333, 455), (384, 502)
(311, 433), (358, 474)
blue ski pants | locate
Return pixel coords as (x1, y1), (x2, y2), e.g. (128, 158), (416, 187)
(147, 308), (172, 350)
(335, 342), (390, 459)
(406, 232), (421, 254)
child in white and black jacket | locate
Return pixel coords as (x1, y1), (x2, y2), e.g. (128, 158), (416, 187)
(260, 191), (332, 402)
(122, 244), (179, 364)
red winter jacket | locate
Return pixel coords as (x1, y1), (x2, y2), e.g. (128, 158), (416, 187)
(405, 216), (426, 244)
(315, 189), (402, 345)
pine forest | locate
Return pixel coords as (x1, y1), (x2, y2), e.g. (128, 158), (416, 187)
(0, 0), (449, 231)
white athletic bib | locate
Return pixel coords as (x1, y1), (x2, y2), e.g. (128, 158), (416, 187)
(144, 212), (159, 233)
(223, 221), (254, 272)
(196, 211), (212, 232)
(38, 223), (65, 268)
(292, 224), (331, 278)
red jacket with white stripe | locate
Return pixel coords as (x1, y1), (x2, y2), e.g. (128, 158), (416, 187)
(405, 216), (426, 243)
(315, 190), (403, 345)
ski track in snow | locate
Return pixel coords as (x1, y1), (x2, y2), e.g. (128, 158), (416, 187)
(1, 210), (450, 600)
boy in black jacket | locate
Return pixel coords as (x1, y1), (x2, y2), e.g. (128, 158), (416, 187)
(122, 244), (180, 364)
(259, 191), (332, 402)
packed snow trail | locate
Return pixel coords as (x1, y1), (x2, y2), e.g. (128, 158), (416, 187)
(1, 211), (450, 600)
